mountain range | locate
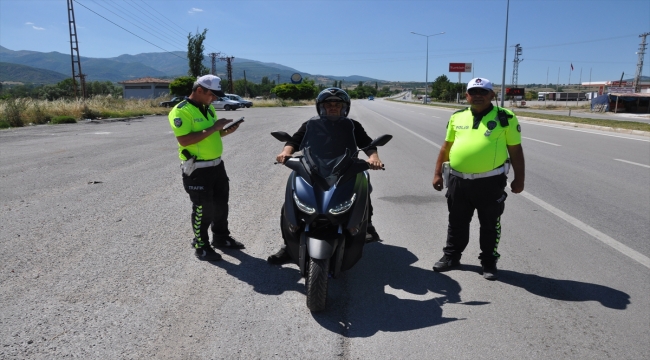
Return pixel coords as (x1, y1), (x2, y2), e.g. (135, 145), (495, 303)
(0, 46), (382, 85)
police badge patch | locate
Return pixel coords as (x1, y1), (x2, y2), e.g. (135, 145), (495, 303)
(517, 124), (521, 132)
(174, 118), (182, 127)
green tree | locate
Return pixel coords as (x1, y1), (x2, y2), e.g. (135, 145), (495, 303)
(187, 29), (209, 77)
(272, 79), (318, 100)
(430, 75), (451, 100)
(169, 76), (196, 96)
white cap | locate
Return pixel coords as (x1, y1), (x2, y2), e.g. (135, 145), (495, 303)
(196, 75), (225, 97)
(467, 78), (493, 91)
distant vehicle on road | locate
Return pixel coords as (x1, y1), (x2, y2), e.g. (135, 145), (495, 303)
(225, 94), (253, 108)
(368, 96), (374, 100)
(212, 97), (240, 111)
(159, 96), (184, 108)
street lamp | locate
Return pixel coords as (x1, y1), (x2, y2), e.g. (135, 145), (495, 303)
(411, 31), (445, 104)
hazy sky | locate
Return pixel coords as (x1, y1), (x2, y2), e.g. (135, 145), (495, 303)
(1, 0), (649, 85)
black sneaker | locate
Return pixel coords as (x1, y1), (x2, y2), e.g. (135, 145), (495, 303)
(365, 224), (381, 243)
(267, 246), (292, 265)
(211, 236), (245, 249)
(433, 255), (460, 272)
(482, 262), (498, 280)
(194, 246), (222, 261)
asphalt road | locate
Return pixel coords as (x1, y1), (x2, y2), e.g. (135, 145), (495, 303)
(1, 102), (648, 359)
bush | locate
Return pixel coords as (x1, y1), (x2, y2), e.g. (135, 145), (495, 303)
(82, 104), (100, 119)
(2, 98), (25, 127)
(51, 115), (77, 124)
(0, 120), (10, 129)
(28, 102), (52, 124)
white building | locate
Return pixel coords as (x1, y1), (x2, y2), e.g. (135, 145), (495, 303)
(118, 77), (172, 99)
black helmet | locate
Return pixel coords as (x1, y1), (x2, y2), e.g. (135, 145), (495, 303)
(316, 88), (351, 117)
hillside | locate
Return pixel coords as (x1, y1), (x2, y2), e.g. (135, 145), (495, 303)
(0, 62), (68, 83)
(0, 46), (384, 85)
(0, 46), (167, 83)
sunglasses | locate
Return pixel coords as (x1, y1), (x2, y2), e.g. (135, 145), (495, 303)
(468, 88), (490, 96)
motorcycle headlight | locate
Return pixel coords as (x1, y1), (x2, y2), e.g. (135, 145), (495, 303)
(329, 193), (356, 215)
(293, 192), (315, 214)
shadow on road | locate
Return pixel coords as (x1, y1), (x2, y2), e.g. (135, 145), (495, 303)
(311, 241), (474, 338)
(210, 249), (305, 296)
(494, 269), (631, 310)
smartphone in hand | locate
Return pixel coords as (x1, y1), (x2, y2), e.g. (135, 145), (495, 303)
(223, 117), (244, 130)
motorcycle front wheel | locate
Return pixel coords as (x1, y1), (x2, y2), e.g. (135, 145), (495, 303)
(306, 257), (329, 312)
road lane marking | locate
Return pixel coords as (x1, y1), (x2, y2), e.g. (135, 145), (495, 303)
(522, 137), (561, 146)
(94, 132), (111, 135)
(521, 121), (650, 142)
(365, 108), (442, 149)
(369, 106), (650, 269)
(431, 116), (440, 118)
(614, 159), (650, 169)
(518, 189), (650, 269)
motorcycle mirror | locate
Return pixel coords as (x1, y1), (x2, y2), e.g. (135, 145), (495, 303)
(271, 131), (292, 142)
(369, 134), (393, 148)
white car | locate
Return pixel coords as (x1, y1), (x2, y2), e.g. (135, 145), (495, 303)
(225, 94), (253, 108)
(211, 97), (240, 111)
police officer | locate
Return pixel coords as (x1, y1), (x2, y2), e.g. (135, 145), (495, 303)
(432, 78), (525, 280)
(169, 75), (245, 261)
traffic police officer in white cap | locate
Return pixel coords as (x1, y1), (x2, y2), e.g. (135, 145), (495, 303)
(432, 77), (525, 280)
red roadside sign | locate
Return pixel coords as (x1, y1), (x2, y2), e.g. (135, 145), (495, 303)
(449, 63), (472, 72)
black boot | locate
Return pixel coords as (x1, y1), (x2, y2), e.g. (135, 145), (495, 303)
(365, 223), (381, 243)
(267, 246), (292, 265)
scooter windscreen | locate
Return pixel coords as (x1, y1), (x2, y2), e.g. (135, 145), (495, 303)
(299, 117), (358, 180)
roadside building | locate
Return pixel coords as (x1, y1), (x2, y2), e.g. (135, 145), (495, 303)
(118, 77), (171, 99)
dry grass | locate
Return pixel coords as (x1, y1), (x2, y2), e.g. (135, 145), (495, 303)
(0, 95), (317, 128)
(0, 95), (166, 128)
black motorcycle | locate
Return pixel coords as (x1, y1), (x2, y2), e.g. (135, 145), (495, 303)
(272, 118), (392, 311)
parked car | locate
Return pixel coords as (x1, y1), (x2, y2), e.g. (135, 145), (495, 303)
(159, 96), (184, 108)
(225, 94), (253, 108)
(212, 97), (240, 111)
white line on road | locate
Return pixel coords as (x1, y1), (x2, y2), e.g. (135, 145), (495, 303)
(518, 189), (650, 269)
(614, 159), (650, 169)
(522, 137), (561, 146)
(431, 116), (440, 118)
(366, 108), (442, 149)
(521, 120), (650, 142)
(371, 105), (650, 269)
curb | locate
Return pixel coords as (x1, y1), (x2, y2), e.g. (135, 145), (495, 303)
(389, 99), (650, 138)
(84, 115), (147, 123)
(516, 116), (650, 137)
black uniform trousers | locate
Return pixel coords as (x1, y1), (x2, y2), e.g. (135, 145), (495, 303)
(182, 161), (230, 248)
(443, 173), (508, 264)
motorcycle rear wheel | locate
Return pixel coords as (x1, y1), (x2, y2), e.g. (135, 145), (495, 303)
(306, 257), (329, 312)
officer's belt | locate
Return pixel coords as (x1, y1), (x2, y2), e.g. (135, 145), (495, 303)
(187, 157), (222, 168)
(450, 166), (504, 180)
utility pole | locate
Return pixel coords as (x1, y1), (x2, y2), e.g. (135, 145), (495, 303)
(243, 70), (248, 97)
(66, 0), (86, 98)
(633, 32), (649, 93)
(209, 52), (221, 75)
(217, 55), (235, 94)
(510, 43), (523, 106)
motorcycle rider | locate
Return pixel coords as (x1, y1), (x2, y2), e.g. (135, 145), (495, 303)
(267, 88), (384, 265)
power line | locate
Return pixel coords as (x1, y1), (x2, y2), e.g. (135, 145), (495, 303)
(85, 0), (187, 52)
(125, 0), (189, 39)
(73, 0), (186, 60)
